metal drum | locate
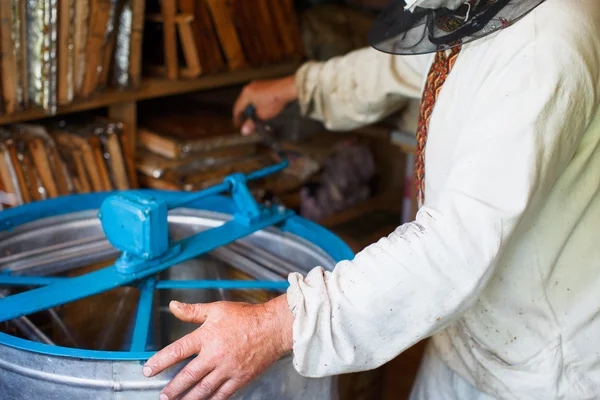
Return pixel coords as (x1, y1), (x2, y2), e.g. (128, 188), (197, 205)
(0, 163), (353, 400)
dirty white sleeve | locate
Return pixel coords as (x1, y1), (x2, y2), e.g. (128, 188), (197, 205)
(294, 47), (432, 131)
(286, 30), (598, 377)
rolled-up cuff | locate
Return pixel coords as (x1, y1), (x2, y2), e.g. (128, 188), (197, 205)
(294, 61), (325, 118)
(286, 267), (333, 377)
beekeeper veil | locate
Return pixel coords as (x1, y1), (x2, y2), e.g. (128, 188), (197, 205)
(368, 0), (547, 55)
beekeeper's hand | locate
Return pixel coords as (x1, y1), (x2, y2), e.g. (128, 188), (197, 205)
(233, 76), (297, 135)
(142, 295), (293, 400)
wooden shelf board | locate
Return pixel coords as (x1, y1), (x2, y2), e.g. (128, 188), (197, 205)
(0, 62), (300, 125)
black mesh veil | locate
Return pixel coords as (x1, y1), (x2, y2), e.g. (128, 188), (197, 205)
(368, 0), (547, 55)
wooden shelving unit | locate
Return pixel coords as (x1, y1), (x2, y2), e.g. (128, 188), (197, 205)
(0, 62), (300, 178)
(0, 62), (299, 126)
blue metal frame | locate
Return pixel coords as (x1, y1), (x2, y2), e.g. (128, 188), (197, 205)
(0, 161), (354, 361)
(0, 276), (291, 290)
(130, 278), (157, 352)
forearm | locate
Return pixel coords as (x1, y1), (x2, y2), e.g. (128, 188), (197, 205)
(264, 294), (294, 356)
(275, 75), (298, 107)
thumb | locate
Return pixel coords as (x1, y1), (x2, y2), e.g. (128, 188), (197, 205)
(170, 301), (210, 324)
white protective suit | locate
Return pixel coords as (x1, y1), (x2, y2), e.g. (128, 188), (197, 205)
(285, 0), (600, 398)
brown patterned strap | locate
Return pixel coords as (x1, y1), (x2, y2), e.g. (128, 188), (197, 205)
(415, 47), (461, 205)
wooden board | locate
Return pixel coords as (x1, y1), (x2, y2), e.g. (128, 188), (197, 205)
(129, 0), (146, 87)
(179, 0), (224, 74)
(105, 133), (130, 190)
(176, 16), (202, 77)
(80, 0), (112, 97)
(28, 138), (60, 198)
(74, 0), (90, 95)
(161, 0), (179, 80)
(136, 144), (259, 178)
(205, 0), (247, 70)
(0, 143), (20, 206)
(6, 142), (31, 204)
(58, 0), (75, 105)
(0, 2), (18, 114)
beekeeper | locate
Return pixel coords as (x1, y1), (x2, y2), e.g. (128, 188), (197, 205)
(143, 0), (600, 399)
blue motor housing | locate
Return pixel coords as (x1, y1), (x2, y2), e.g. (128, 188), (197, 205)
(99, 193), (169, 261)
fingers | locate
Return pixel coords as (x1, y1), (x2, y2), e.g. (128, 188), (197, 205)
(232, 90), (251, 127)
(143, 331), (201, 377)
(160, 358), (216, 400)
(207, 379), (242, 400)
(241, 120), (256, 136)
(170, 301), (211, 324)
(180, 372), (228, 400)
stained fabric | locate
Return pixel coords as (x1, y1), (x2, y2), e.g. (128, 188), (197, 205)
(408, 342), (497, 399)
(289, 0), (600, 398)
(368, 0), (546, 55)
(415, 46), (460, 204)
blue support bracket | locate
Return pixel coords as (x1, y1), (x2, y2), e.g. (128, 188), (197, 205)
(130, 277), (156, 352)
(226, 173), (262, 225)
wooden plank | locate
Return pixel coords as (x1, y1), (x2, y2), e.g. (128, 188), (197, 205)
(6, 142), (31, 203)
(176, 18), (202, 77)
(74, 0), (90, 95)
(0, 63), (300, 125)
(105, 133), (130, 190)
(90, 135), (113, 191)
(146, 13), (194, 23)
(146, 66), (202, 79)
(129, 0), (146, 88)
(278, 0), (305, 59)
(73, 150), (92, 193)
(98, 8), (119, 89)
(205, 0), (247, 70)
(21, 149), (42, 202)
(18, 0), (27, 108)
(107, 101), (138, 188)
(28, 138), (60, 198)
(269, 0), (295, 59)
(161, 0), (179, 80)
(54, 131), (105, 192)
(255, 0), (284, 63)
(48, 145), (72, 196)
(0, 2), (18, 114)
(0, 144), (20, 205)
(80, 0), (112, 98)
(58, 0), (74, 105)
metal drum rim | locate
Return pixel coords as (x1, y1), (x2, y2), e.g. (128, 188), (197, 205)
(0, 191), (353, 361)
